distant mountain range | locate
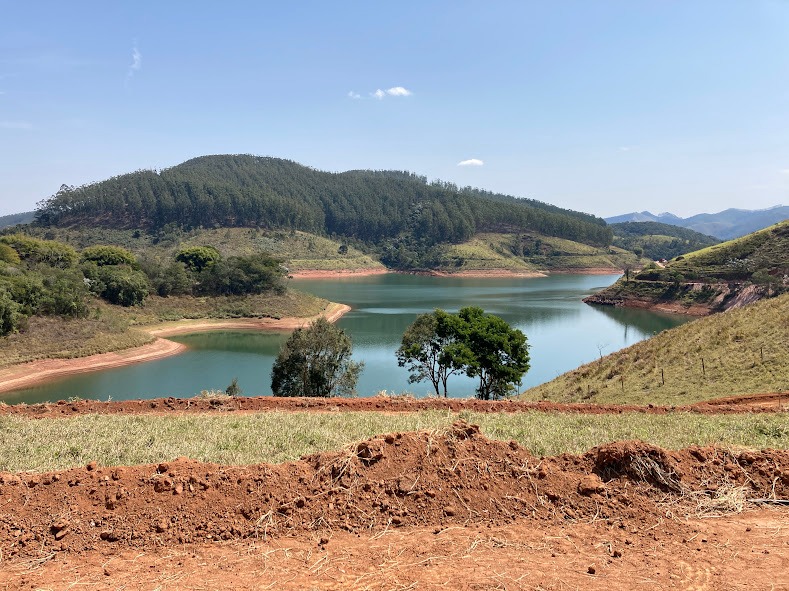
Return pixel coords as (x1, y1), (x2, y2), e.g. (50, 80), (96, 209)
(0, 210), (35, 229)
(605, 206), (789, 240)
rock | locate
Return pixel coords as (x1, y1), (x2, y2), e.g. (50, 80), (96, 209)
(86, 461), (98, 471)
(443, 505), (457, 516)
(578, 474), (606, 496)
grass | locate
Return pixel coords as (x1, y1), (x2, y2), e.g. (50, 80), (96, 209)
(1, 409), (787, 472)
(0, 315), (154, 369)
(524, 293), (789, 405)
(431, 233), (637, 273)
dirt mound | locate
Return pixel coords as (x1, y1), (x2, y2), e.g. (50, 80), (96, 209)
(2, 391), (787, 419)
(2, 422), (789, 559)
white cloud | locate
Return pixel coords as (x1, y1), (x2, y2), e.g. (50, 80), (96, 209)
(126, 42), (142, 81)
(780, 168), (789, 175)
(0, 121), (33, 130)
(618, 146), (633, 152)
(386, 86), (412, 97)
(365, 86), (413, 100)
(457, 158), (484, 167)
(347, 91), (361, 99)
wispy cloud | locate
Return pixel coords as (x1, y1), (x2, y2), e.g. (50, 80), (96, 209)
(0, 120), (33, 130)
(350, 86), (413, 100)
(126, 41), (142, 81)
(780, 168), (789, 175)
(457, 158), (484, 167)
(618, 146), (633, 152)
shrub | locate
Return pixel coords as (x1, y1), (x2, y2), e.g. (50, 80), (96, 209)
(0, 234), (78, 268)
(81, 245), (138, 267)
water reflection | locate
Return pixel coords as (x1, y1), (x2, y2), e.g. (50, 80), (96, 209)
(4, 274), (692, 402)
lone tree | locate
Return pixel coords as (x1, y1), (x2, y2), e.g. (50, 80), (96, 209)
(396, 309), (462, 397)
(396, 306), (529, 400)
(451, 307), (530, 400)
(271, 317), (364, 397)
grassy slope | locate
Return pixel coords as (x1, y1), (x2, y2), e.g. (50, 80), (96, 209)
(430, 233), (638, 273)
(2, 409), (788, 471)
(588, 221), (789, 310)
(666, 220), (789, 281)
(523, 293), (789, 405)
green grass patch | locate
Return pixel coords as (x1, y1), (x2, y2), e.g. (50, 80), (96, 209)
(524, 293), (789, 405)
(1, 409), (788, 472)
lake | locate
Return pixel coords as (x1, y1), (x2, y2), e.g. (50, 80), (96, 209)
(2, 274), (691, 404)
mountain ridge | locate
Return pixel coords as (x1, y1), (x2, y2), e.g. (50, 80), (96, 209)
(605, 206), (789, 240)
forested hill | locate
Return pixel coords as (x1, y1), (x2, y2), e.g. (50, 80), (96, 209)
(33, 155), (612, 248)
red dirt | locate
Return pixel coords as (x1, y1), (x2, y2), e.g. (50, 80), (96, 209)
(2, 421), (789, 589)
(2, 391), (787, 419)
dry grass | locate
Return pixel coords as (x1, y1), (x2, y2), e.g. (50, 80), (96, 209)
(523, 293), (789, 405)
(0, 315), (153, 369)
(1, 409), (788, 472)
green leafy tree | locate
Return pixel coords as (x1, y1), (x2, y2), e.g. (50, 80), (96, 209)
(396, 307), (529, 400)
(40, 272), (90, 317)
(451, 307), (530, 400)
(0, 289), (21, 336)
(175, 245), (221, 272)
(198, 254), (285, 296)
(0, 244), (21, 265)
(396, 309), (462, 397)
(271, 317), (363, 397)
(92, 266), (150, 306)
(81, 245), (138, 267)
(0, 234), (77, 268)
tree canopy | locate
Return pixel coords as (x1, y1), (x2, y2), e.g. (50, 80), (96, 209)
(271, 317), (364, 398)
(33, 155), (613, 258)
(396, 307), (529, 399)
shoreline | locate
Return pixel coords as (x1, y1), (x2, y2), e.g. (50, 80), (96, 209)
(290, 267), (623, 279)
(0, 303), (351, 396)
(289, 268), (388, 279)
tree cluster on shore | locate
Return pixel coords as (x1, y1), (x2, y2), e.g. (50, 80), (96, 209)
(0, 234), (285, 336)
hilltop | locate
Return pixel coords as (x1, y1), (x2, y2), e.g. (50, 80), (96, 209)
(586, 220), (789, 314)
(524, 292), (789, 405)
(29, 155), (622, 273)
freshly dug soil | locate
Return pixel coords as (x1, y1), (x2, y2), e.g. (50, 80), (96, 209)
(2, 417), (788, 589)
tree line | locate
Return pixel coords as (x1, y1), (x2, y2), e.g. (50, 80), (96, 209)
(34, 155), (613, 256)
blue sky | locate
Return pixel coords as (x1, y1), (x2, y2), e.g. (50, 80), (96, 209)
(1, 1), (788, 218)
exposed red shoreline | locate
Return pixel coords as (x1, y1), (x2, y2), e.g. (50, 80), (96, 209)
(0, 304), (351, 395)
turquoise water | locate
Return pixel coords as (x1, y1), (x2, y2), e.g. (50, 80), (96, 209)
(2, 274), (690, 403)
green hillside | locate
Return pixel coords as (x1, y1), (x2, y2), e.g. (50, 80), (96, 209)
(586, 221), (789, 312)
(611, 221), (719, 261)
(523, 292), (789, 405)
(32, 155), (613, 270)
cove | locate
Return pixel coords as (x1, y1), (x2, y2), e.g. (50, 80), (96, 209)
(2, 274), (691, 404)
